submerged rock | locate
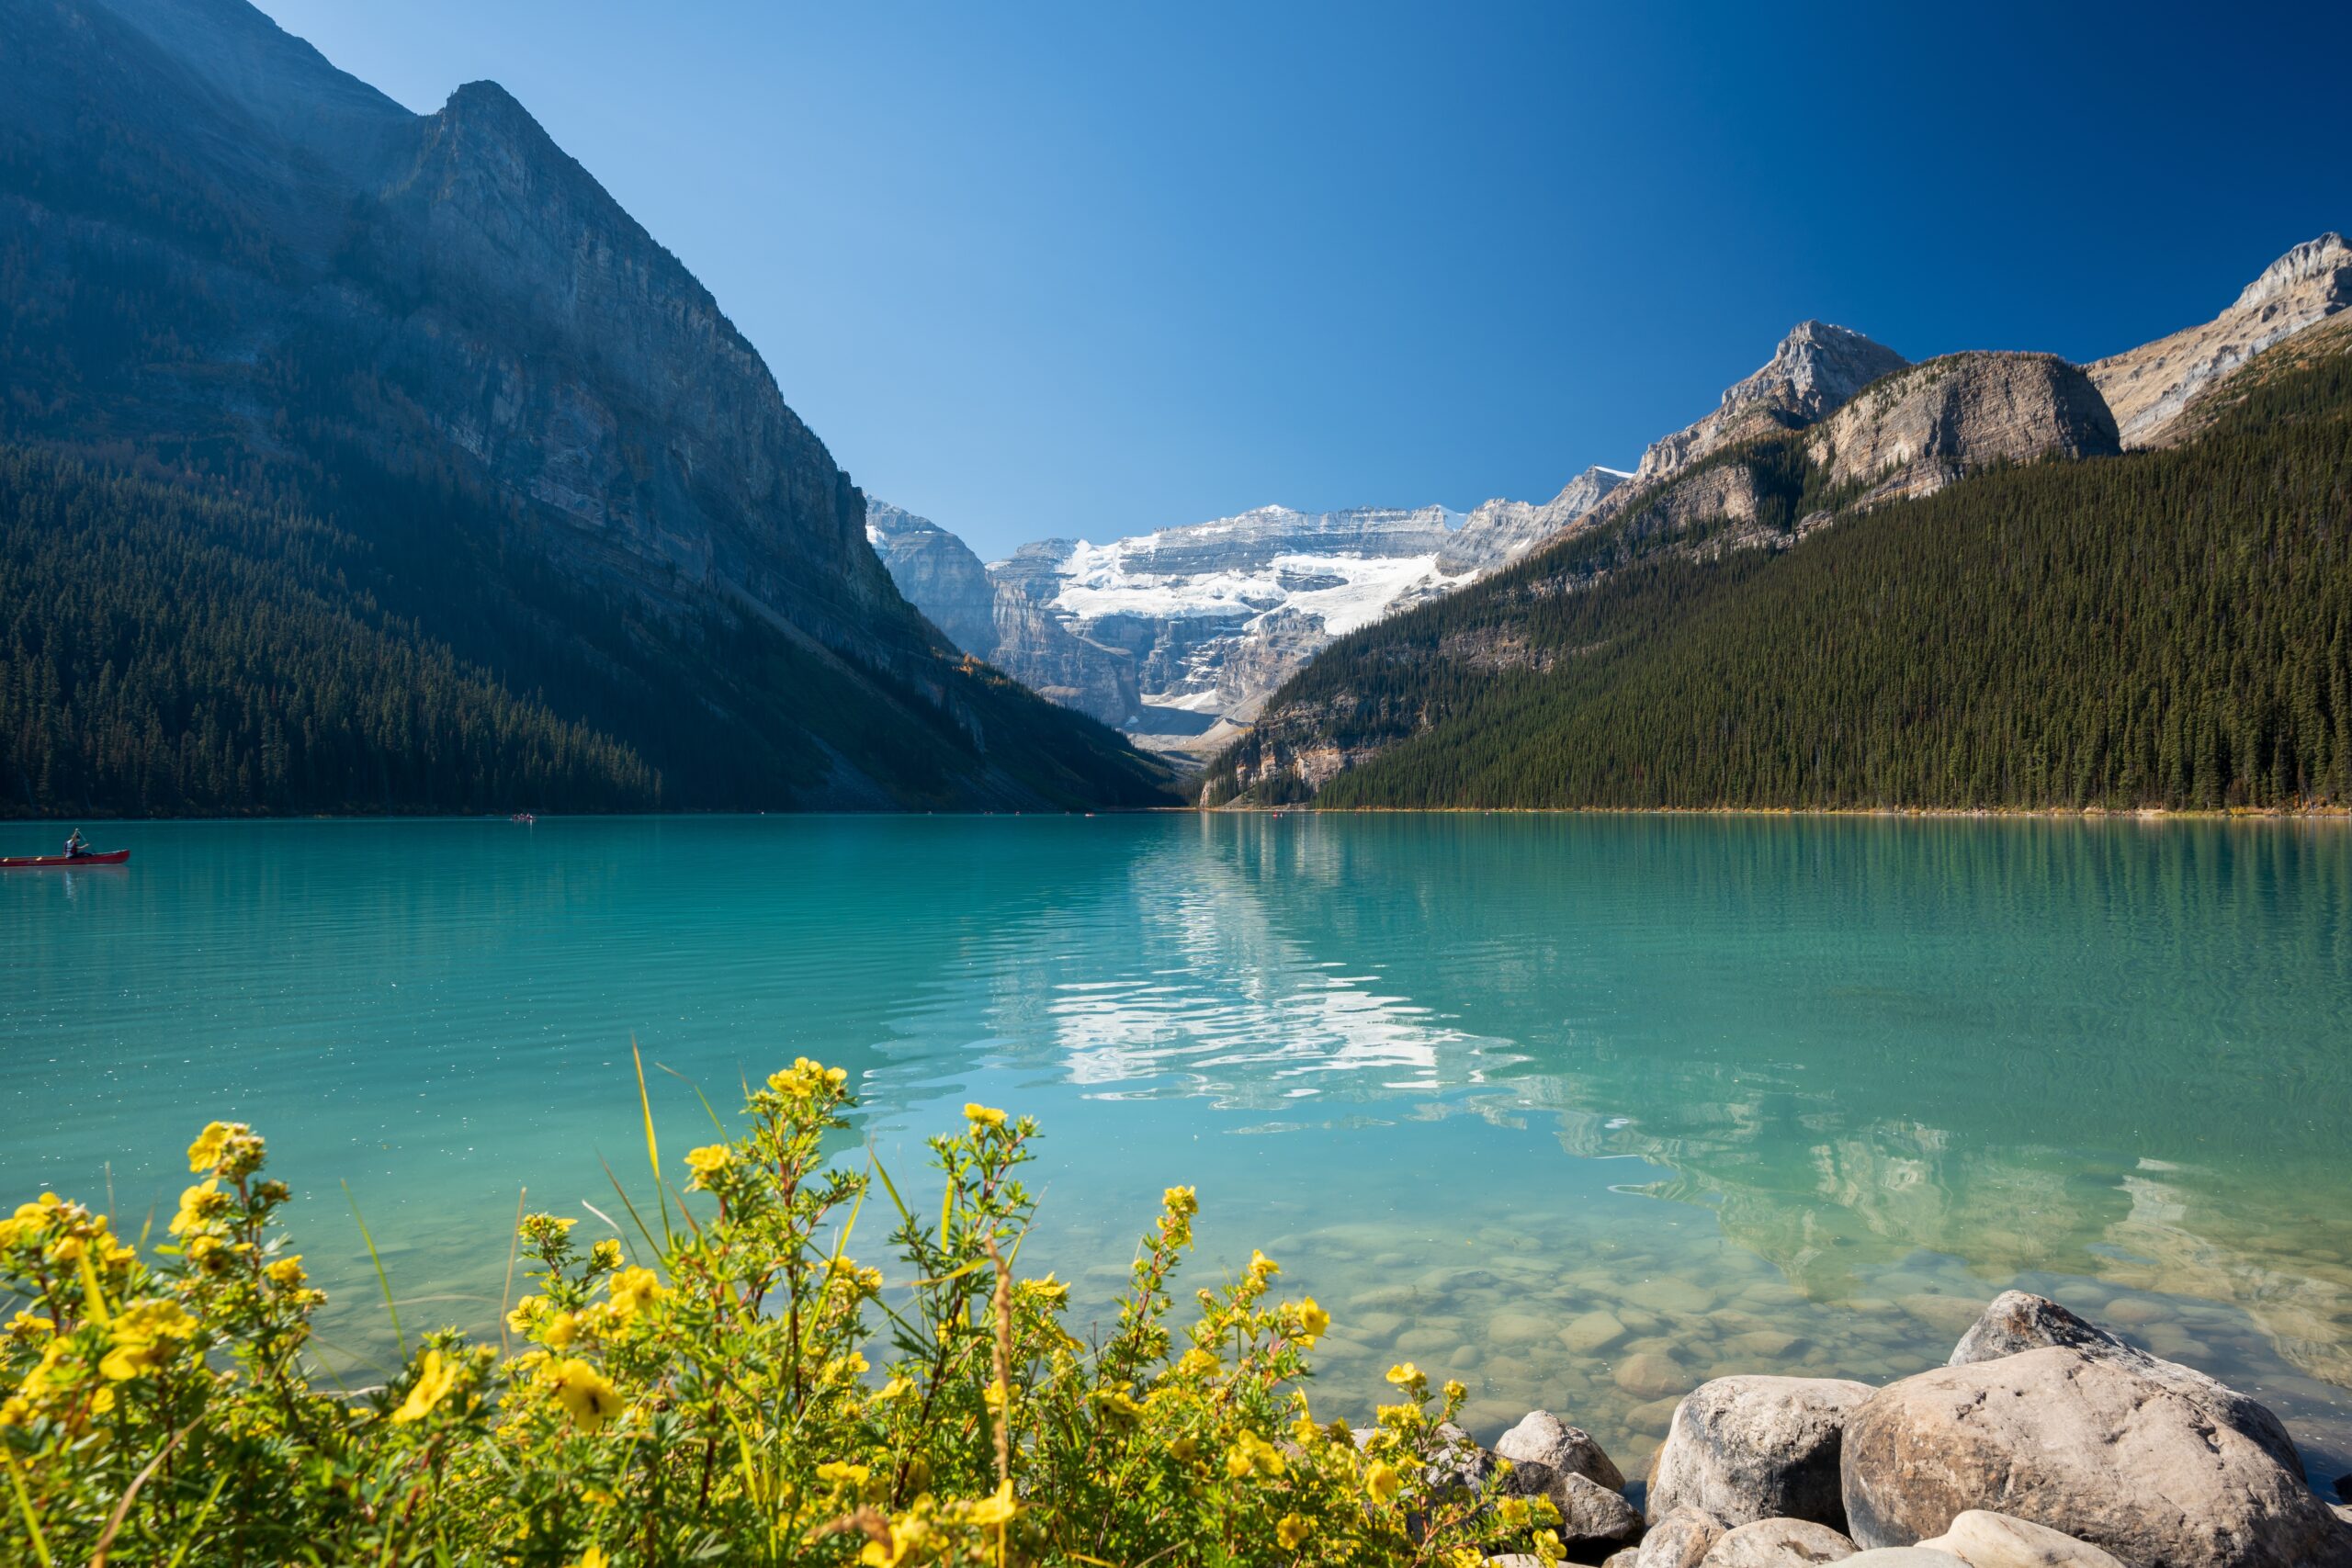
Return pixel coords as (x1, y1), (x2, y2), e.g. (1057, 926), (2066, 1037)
(1699, 1516), (1857, 1566)
(1648, 1376), (1876, 1530)
(1839, 1346), (2351, 1567)
(1913, 1509), (2129, 1567)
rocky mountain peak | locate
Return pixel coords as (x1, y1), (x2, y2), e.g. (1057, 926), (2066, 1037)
(2231, 231), (2350, 315)
(1724, 321), (1913, 422)
(1631, 322), (1907, 487)
(2091, 230), (2351, 446)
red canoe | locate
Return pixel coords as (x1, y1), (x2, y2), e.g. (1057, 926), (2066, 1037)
(1, 850), (130, 868)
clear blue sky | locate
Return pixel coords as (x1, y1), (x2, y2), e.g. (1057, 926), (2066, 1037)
(254, 0), (2350, 559)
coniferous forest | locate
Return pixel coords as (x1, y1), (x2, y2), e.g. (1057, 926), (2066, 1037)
(0, 447), (1165, 817)
(0, 450), (661, 815)
(1208, 330), (2352, 812)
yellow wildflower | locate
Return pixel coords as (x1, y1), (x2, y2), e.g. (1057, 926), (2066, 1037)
(1277, 1515), (1311, 1551)
(871, 1375), (914, 1404)
(1294, 1296), (1330, 1345)
(963, 1102), (1007, 1130)
(169, 1179), (227, 1236)
(607, 1266), (663, 1317)
(549, 1358), (624, 1430)
(1226, 1429), (1285, 1479)
(683, 1144), (733, 1185)
(505, 1296), (549, 1337)
(859, 1510), (933, 1568)
(97, 1298), (198, 1382)
(1161, 1186), (1198, 1218)
(391, 1348), (461, 1423)
(544, 1312), (580, 1349)
(1385, 1361), (1422, 1387)
(965, 1478), (1017, 1527)
(266, 1256), (307, 1288)
(1532, 1528), (1564, 1564)
(767, 1056), (849, 1099)
(572, 1550), (609, 1568)
(1171, 1347), (1218, 1380)
(187, 1122), (232, 1173)
(1248, 1248), (1280, 1279)
(589, 1238), (623, 1270)
(6, 1313), (54, 1341)
(1023, 1273), (1069, 1305)
(817, 1460), (873, 1493)
(1364, 1459), (1402, 1504)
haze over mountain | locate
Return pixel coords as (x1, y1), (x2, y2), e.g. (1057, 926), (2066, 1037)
(0, 0), (1170, 813)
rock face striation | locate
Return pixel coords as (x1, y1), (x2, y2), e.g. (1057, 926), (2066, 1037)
(1804, 354), (2121, 506)
(866, 502), (1140, 727)
(1440, 467), (1630, 574)
(878, 492), (1657, 750)
(1633, 322), (1911, 486)
(2089, 231), (2351, 446)
(0, 0), (1170, 808)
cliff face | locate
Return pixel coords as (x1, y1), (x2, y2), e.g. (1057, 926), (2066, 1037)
(865, 502), (1001, 657)
(1440, 466), (1627, 572)
(1631, 321), (1910, 485)
(0, 0), (1170, 808)
(2090, 232), (2351, 446)
(1806, 353), (2121, 504)
(866, 502), (1140, 727)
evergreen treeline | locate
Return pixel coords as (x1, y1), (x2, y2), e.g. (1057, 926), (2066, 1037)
(0, 448), (660, 815)
(1212, 333), (2352, 811)
(0, 447), (1173, 817)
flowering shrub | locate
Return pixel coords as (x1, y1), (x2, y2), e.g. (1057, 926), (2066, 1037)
(0, 1060), (1565, 1565)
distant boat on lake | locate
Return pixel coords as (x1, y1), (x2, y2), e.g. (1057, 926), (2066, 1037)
(2, 849), (130, 868)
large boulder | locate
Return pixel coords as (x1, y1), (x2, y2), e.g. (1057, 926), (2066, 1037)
(1498, 1410), (1627, 1491)
(1912, 1510), (2129, 1567)
(1840, 1346), (2352, 1567)
(1649, 1377), (1876, 1529)
(1637, 1507), (1728, 1568)
(1840, 1554), (1969, 1566)
(1700, 1517), (1857, 1566)
(1948, 1292), (2302, 1478)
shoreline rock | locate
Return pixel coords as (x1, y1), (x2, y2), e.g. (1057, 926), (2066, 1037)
(1443, 1290), (2347, 1568)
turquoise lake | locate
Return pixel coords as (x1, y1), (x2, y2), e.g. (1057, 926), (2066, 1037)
(5, 815), (2349, 1475)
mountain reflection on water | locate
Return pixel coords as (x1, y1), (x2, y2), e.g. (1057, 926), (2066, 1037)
(3, 814), (2346, 1474)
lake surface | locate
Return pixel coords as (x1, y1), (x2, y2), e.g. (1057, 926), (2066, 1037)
(5, 815), (2349, 1475)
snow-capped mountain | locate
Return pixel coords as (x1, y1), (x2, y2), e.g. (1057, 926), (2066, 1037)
(870, 487), (1626, 750)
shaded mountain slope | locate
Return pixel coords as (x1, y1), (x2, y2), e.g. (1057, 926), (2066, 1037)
(0, 0), (1171, 811)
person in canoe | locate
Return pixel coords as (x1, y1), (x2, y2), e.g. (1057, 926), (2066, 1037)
(62, 829), (88, 859)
